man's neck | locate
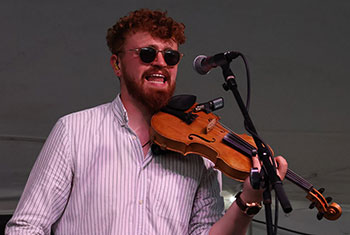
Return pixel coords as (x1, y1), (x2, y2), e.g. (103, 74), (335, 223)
(120, 93), (152, 156)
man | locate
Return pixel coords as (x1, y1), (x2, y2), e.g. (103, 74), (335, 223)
(6, 9), (287, 235)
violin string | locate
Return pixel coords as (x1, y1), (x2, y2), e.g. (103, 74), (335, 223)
(286, 170), (313, 190)
(228, 132), (255, 150)
(288, 170), (312, 189)
(223, 132), (256, 158)
(219, 122), (235, 133)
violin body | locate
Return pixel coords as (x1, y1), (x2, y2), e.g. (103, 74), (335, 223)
(151, 104), (254, 181)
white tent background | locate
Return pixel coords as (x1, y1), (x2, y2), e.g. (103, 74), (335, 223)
(1, 1), (349, 234)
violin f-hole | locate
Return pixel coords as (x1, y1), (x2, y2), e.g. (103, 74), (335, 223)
(188, 134), (216, 143)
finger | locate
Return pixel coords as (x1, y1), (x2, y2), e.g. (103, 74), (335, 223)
(251, 154), (261, 172)
(274, 156), (288, 180)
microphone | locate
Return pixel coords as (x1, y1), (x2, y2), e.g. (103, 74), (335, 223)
(193, 51), (240, 75)
(193, 97), (224, 113)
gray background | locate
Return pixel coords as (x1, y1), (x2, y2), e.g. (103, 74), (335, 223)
(1, 0), (349, 234)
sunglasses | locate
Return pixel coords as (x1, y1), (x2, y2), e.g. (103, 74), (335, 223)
(125, 47), (183, 66)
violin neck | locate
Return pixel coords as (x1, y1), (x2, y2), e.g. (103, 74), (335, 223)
(223, 132), (315, 192)
(285, 168), (314, 192)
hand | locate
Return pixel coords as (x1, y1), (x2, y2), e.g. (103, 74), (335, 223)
(240, 155), (288, 203)
(209, 156), (288, 234)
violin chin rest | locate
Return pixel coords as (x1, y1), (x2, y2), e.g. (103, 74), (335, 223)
(165, 94), (197, 111)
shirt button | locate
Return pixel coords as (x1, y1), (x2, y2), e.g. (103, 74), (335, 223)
(139, 200), (143, 205)
(132, 136), (137, 140)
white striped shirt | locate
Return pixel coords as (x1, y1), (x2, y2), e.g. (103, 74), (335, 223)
(6, 95), (224, 235)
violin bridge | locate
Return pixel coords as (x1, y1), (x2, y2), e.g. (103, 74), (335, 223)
(205, 118), (217, 134)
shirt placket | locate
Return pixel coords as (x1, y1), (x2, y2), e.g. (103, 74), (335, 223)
(131, 133), (152, 235)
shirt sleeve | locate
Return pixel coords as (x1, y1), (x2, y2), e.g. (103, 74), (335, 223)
(188, 159), (225, 235)
(6, 118), (74, 235)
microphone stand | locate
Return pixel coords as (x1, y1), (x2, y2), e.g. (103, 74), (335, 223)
(220, 63), (292, 235)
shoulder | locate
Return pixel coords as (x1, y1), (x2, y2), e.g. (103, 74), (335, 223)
(59, 102), (113, 125)
(51, 102), (117, 138)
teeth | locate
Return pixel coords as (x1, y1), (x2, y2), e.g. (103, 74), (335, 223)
(146, 73), (166, 84)
(150, 74), (165, 78)
(149, 80), (164, 84)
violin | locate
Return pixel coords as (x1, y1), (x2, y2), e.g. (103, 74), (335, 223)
(150, 101), (342, 221)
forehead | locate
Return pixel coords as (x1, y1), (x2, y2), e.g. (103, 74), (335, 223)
(123, 31), (178, 50)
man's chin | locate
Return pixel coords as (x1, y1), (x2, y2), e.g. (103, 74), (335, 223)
(142, 90), (173, 113)
(124, 76), (175, 112)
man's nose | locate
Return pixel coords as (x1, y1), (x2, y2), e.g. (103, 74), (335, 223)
(152, 52), (167, 67)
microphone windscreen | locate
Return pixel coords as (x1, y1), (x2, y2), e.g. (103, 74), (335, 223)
(193, 55), (209, 75)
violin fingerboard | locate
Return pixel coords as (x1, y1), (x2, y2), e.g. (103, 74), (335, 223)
(222, 132), (255, 158)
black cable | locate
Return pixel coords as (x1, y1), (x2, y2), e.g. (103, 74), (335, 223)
(252, 219), (316, 235)
(238, 52), (251, 112)
(274, 192), (279, 235)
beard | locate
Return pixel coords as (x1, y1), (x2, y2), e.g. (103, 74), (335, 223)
(122, 67), (176, 113)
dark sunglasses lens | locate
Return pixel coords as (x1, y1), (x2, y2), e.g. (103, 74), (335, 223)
(164, 50), (180, 66)
(139, 47), (157, 63)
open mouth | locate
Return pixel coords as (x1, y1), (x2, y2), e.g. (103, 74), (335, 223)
(145, 73), (167, 84)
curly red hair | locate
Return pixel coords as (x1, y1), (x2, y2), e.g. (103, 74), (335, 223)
(106, 9), (186, 54)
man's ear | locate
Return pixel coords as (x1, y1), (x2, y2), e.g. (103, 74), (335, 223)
(110, 54), (121, 74)
(114, 63), (120, 70)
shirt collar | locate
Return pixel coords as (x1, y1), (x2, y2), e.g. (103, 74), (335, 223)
(112, 94), (129, 126)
